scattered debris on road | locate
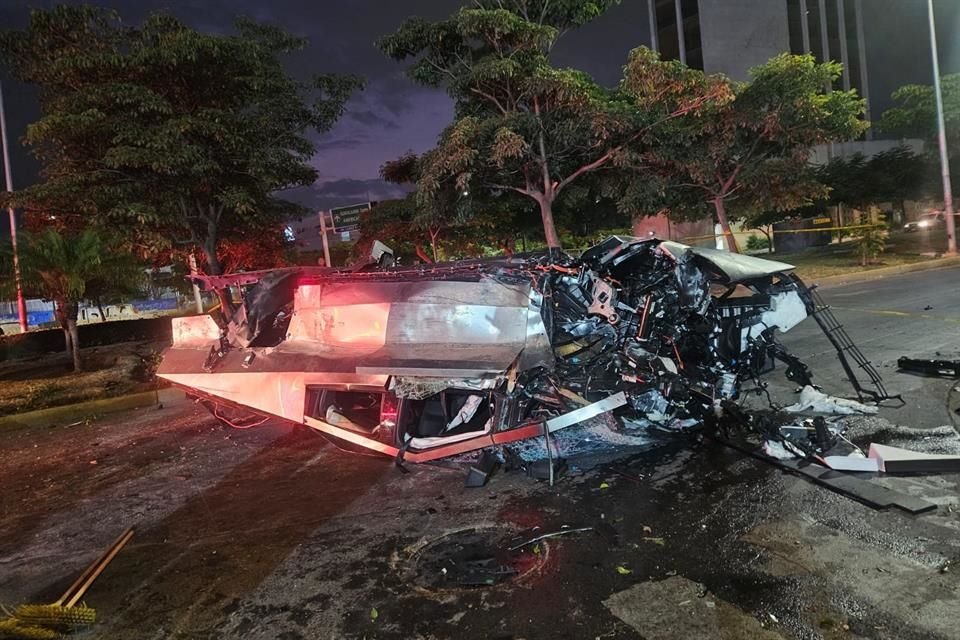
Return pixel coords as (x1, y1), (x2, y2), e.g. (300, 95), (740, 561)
(898, 356), (960, 378)
(866, 443), (960, 473)
(506, 525), (593, 551)
(783, 386), (878, 415)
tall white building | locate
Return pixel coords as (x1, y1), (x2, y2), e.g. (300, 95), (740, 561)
(647, 0), (874, 136)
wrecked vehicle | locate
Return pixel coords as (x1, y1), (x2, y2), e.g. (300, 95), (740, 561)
(157, 236), (894, 463)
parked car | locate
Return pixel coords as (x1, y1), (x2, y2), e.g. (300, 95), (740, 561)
(903, 211), (960, 232)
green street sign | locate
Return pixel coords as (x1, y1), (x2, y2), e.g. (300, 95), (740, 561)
(330, 202), (370, 231)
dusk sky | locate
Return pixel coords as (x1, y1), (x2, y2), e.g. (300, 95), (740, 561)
(1, 0), (958, 215)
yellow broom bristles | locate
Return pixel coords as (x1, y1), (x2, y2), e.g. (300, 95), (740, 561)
(0, 617), (61, 640)
(12, 604), (96, 626)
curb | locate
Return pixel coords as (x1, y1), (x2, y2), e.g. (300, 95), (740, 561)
(0, 387), (184, 432)
(804, 256), (960, 289)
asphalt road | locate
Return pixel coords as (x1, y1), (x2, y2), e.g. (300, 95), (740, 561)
(2, 266), (960, 640)
(772, 265), (960, 429)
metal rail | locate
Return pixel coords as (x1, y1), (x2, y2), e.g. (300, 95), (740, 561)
(799, 280), (903, 405)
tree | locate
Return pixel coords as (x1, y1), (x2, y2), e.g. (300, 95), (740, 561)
(380, 2), (729, 250)
(651, 54), (866, 252)
(812, 146), (931, 221)
(741, 164), (828, 253)
(747, 145), (931, 245)
(376, 153), (453, 262)
(368, 152), (542, 261)
(0, 7), (361, 312)
(358, 196), (434, 263)
(85, 251), (147, 323)
(880, 74), (960, 149)
(1, 229), (144, 371)
(816, 153), (871, 208)
(864, 146), (932, 215)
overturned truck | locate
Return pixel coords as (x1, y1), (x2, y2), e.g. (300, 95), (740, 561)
(158, 236), (894, 463)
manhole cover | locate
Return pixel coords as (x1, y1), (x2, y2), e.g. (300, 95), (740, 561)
(403, 525), (551, 591)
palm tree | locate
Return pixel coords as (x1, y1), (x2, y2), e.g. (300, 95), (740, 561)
(3, 228), (144, 371)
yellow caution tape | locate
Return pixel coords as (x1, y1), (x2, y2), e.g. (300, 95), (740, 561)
(679, 224), (882, 243)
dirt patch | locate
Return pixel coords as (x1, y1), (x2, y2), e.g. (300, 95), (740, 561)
(0, 340), (166, 416)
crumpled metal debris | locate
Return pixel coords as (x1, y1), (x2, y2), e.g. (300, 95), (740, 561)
(157, 235), (894, 464)
(898, 356), (960, 378)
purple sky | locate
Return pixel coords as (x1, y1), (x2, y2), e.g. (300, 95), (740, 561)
(1, 0), (958, 217)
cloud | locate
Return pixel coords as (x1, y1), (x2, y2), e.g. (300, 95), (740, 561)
(375, 73), (419, 115)
(347, 108), (400, 130)
(313, 135), (372, 151)
(285, 178), (412, 212)
(308, 84), (453, 181)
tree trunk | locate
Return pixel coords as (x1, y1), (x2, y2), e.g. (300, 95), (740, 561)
(538, 196), (562, 252)
(200, 237), (234, 320)
(428, 227), (440, 262)
(67, 317), (80, 372)
(762, 228), (774, 253)
(62, 326), (72, 361)
(414, 244), (433, 264)
(712, 197), (740, 253)
(532, 97), (561, 253)
(57, 299), (81, 372)
(54, 299), (71, 358)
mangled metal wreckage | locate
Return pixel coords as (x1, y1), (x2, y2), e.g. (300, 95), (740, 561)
(158, 236), (893, 463)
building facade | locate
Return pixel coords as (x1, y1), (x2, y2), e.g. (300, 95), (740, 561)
(635, 0), (916, 248)
(647, 0), (873, 132)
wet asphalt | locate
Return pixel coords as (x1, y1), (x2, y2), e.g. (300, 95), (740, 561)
(777, 264), (960, 429)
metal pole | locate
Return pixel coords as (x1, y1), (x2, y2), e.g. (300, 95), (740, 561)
(928, 0), (956, 255)
(799, 0), (811, 54)
(647, 0), (658, 52)
(817, 0), (830, 65)
(674, 0), (686, 66)
(187, 253), (204, 314)
(837, 0), (851, 91)
(853, 0), (873, 139)
(819, 0), (835, 159)
(318, 210), (332, 267)
(0, 80), (28, 333)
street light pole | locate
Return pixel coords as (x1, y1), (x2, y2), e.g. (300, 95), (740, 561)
(0, 80), (28, 333)
(318, 210), (332, 267)
(928, 0), (956, 255)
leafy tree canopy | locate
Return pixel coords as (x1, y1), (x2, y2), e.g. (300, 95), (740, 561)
(880, 74), (960, 148)
(380, 0), (729, 250)
(0, 6), (361, 284)
(749, 145), (932, 231)
(360, 152), (543, 261)
(646, 54), (866, 251)
(1, 228), (144, 370)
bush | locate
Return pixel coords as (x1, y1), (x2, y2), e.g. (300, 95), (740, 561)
(745, 234), (770, 251)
